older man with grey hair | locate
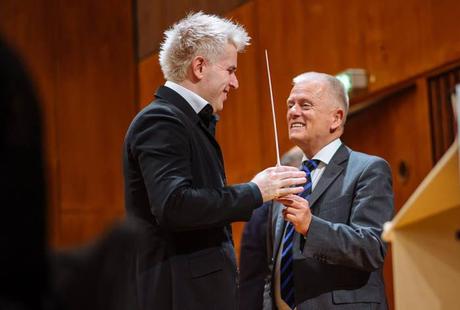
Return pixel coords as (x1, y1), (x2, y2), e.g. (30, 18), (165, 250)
(263, 72), (394, 309)
(123, 12), (306, 309)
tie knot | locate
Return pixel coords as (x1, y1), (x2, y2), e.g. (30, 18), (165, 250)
(301, 159), (319, 174)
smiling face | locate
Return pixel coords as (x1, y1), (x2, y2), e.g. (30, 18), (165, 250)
(199, 43), (239, 113)
(286, 78), (344, 157)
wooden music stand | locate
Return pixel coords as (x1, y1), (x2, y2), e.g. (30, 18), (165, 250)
(382, 140), (460, 310)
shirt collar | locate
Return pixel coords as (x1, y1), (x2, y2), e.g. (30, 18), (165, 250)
(302, 138), (342, 165)
(165, 80), (210, 114)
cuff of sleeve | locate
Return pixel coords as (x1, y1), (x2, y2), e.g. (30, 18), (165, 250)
(247, 182), (263, 206)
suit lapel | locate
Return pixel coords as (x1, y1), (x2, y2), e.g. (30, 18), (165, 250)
(272, 201), (287, 261)
(197, 121), (224, 160)
(309, 144), (350, 209)
(272, 146), (350, 254)
(155, 86), (227, 182)
(197, 120), (226, 184)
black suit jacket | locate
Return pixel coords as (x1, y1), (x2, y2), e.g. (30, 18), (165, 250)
(123, 86), (262, 310)
(264, 144), (394, 310)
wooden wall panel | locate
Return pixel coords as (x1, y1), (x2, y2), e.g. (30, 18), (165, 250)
(252, 0), (460, 168)
(0, 0), (60, 242)
(251, 0), (460, 93)
(0, 0), (137, 247)
(139, 55), (165, 108)
(428, 65), (460, 162)
(53, 0), (137, 246)
(343, 86), (433, 209)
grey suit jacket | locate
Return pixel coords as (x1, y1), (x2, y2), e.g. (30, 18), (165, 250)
(263, 144), (394, 310)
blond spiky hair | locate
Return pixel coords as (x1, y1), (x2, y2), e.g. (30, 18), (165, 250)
(159, 12), (250, 82)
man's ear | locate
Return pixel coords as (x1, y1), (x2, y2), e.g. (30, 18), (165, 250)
(191, 56), (206, 80)
(330, 108), (344, 132)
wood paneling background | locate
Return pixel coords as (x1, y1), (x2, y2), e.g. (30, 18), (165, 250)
(0, 0), (137, 247)
(53, 1), (137, 246)
(1, 0), (459, 307)
(0, 0), (60, 242)
(428, 64), (460, 162)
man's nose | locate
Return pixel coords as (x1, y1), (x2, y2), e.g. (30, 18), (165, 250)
(288, 104), (300, 116)
(230, 74), (239, 89)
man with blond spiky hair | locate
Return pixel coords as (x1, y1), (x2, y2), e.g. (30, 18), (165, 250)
(123, 12), (306, 309)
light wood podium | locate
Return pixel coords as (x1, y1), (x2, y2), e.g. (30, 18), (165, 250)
(382, 140), (460, 309)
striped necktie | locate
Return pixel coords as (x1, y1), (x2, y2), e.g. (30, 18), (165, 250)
(280, 159), (319, 308)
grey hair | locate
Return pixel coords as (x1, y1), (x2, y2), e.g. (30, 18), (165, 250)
(159, 12), (251, 82)
(293, 72), (349, 125)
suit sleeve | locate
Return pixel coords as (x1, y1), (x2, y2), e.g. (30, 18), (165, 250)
(239, 203), (271, 309)
(302, 158), (394, 272)
(127, 107), (262, 231)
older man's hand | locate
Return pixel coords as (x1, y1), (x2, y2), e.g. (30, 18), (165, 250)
(251, 166), (306, 202)
(276, 194), (312, 236)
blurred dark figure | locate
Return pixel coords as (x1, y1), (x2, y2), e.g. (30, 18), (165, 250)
(0, 36), (49, 309)
(0, 35), (142, 310)
(51, 218), (141, 310)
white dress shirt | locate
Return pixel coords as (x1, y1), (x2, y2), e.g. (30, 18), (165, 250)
(164, 80), (209, 114)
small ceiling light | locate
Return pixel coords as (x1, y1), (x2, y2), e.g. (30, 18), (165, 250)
(336, 68), (369, 94)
